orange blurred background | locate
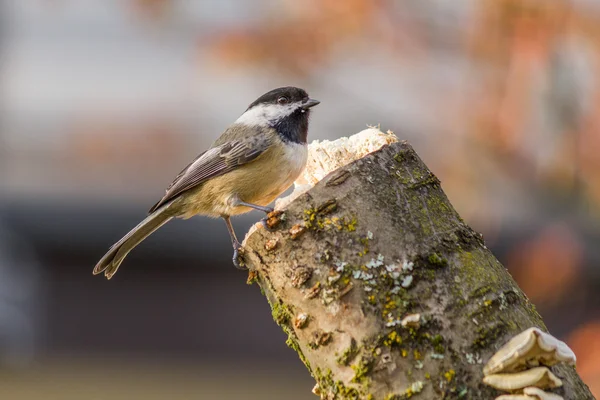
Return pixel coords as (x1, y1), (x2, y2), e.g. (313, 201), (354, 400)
(0, 1), (599, 398)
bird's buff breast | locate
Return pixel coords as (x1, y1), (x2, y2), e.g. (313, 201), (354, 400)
(178, 141), (308, 218)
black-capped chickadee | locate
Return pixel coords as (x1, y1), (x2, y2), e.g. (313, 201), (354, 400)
(94, 87), (319, 279)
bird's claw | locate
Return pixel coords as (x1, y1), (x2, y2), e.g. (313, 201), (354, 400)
(232, 246), (247, 270)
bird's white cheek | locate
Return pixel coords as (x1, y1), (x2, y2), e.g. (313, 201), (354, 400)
(236, 103), (301, 126)
(235, 107), (268, 126)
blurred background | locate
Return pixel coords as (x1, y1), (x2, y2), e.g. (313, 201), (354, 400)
(1, 0), (599, 398)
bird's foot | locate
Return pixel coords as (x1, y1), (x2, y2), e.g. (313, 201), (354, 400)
(262, 210), (284, 231)
(232, 245), (247, 270)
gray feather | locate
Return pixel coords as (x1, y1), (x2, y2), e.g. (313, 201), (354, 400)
(148, 126), (273, 213)
(93, 201), (175, 279)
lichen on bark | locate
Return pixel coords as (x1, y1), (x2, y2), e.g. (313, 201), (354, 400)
(243, 141), (594, 400)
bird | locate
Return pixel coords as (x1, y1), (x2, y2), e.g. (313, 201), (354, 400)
(93, 86), (319, 279)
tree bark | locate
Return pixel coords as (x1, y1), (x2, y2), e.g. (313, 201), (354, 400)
(243, 141), (594, 400)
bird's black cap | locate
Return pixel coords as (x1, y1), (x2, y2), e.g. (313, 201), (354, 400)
(247, 86), (310, 109)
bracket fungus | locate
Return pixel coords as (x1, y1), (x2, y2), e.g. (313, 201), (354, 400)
(483, 327), (576, 376)
(483, 366), (563, 391)
(495, 387), (564, 400)
(523, 386), (565, 400)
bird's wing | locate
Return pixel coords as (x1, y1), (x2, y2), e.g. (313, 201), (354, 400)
(148, 135), (272, 213)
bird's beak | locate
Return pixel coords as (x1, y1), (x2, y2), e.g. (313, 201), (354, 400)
(301, 98), (320, 110)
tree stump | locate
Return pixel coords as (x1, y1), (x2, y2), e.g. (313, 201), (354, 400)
(243, 138), (594, 400)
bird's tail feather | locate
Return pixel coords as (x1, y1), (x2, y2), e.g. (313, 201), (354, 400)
(93, 201), (175, 279)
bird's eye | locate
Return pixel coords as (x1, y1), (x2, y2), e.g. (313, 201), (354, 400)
(277, 96), (289, 104)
